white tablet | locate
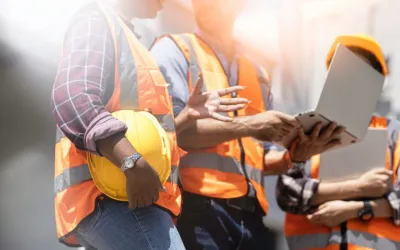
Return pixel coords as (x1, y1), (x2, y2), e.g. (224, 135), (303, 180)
(318, 128), (388, 182)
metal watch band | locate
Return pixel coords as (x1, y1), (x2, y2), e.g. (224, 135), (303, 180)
(121, 152), (142, 172)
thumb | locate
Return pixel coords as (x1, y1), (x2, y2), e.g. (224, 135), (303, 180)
(279, 113), (300, 127)
(371, 168), (391, 175)
(307, 212), (322, 223)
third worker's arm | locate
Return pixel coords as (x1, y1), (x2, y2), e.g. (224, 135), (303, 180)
(275, 162), (377, 214)
(307, 174), (400, 227)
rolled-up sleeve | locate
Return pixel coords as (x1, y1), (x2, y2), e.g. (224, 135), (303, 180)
(51, 13), (127, 153)
(276, 162), (320, 214)
(150, 37), (190, 117)
(385, 172), (400, 226)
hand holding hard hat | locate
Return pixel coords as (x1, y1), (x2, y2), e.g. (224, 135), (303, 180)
(88, 110), (172, 206)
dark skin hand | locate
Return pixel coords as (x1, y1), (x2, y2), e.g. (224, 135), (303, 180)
(97, 133), (163, 210)
(124, 157), (164, 208)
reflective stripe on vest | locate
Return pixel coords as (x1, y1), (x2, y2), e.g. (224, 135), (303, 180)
(180, 152), (263, 185)
(54, 164), (91, 194)
(287, 230), (400, 250)
(54, 160), (180, 194)
(154, 114), (175, 132)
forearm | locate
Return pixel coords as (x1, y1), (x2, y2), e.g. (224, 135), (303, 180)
(178, 115), (253, 150)
(311, 180), (361, 206)
(344, 199), (393, 220)
(97, 132), (137, 167)
(264, 151), (291, 175)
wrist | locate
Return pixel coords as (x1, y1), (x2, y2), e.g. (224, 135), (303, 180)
(289, 141), (307, 163)
(231, 116), (255, 137)
(345, 201), (364, 220)
(123, 155), (144, 176)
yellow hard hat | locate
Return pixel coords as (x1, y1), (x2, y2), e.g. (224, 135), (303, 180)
(326, 34), (388, 75)
(87, 110), (171, 201)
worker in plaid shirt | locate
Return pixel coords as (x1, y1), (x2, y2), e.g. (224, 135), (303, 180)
(276, 34), (400, 250)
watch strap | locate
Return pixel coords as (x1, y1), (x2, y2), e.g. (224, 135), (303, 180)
(359, 200), (374, 222)
(121, 152), (142, 172)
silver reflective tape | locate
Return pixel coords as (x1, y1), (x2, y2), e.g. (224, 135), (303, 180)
(54, 164), (92, 194)
(245, 165), (262, 185)
(167, 165), (179, 184)
(286, 233), (331, 250)
(180, 152), (263, 184)
(286, 229), (400, 250)
(345, 229), (400, 250)
(154, 114), (176, 132)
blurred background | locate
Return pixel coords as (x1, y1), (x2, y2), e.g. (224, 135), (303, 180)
(0, 0), (399, 249)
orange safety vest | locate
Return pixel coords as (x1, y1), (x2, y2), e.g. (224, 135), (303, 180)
(155, 33), (270, 213)
(54, 3), (181, 247)
(284, 116), (400, 250)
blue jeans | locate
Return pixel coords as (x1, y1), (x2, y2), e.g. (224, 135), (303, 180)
(74, 196), (186, 250)
(177, 192), (275, 250)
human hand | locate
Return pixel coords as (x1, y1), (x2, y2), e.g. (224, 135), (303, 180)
(289, 122), (343, 162)
(356, 168), (393, 198)
(187, 75), (249, 122)
(307, 200), (359, 227)
(249, 110), (299, 142)
(125, 157), (164, 210)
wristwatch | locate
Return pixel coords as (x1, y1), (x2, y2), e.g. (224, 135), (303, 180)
(121, 152), (142, 172)
(359, 201), (374, 222)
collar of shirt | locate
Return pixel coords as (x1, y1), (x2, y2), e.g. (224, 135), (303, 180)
(195, 30), (243, 87)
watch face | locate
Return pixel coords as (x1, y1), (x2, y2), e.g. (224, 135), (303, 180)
(361, 212), (373, 221)
(125, 159), (134, 169)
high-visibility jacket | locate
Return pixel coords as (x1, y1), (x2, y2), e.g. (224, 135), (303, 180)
(155, 33), (270, 213)
(54, 3), (180, 247)
(284, 116), (400, 250)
